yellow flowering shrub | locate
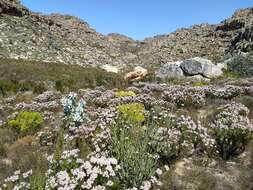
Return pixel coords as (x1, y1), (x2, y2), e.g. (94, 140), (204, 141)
(117, 103), (145, 123)
(115, 90), (136, 98)
(8, 111), (43, 134)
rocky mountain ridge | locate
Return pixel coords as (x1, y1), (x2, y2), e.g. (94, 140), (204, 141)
(0, 0), (252, 68)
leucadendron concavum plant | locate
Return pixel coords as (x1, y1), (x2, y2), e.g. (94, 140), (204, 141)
(61, 92), (89, 127)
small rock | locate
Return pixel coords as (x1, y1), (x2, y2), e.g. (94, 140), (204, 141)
(101, 64), (119, 73)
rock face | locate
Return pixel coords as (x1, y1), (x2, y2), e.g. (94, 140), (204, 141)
(217, 8), (253, 54)
(180, 57), (223, 78)
(0, 0), (28, 16)
(0, 0), (252, 68)
(155, 57), (223, 79)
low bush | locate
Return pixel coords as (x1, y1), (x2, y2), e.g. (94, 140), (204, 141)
(33, 82), (46, 94)
(7, 136), (40, 171)
(46, 149), (120, 189)
(210, 102), (253, 160)
(55, 80), (64, 92)
(117, 103), (145, 124)
(8, 111), (43, 134)
(0, 128), (16, 158)
(0, 79), (46, 96)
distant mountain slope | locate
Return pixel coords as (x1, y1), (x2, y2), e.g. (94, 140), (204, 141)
(0, 0), (252, 68)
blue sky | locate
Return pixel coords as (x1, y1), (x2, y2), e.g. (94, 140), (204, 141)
(21, 0), (252, 40)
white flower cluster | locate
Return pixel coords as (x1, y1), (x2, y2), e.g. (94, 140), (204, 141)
(163, 86), (206, 107)
(126, 168), (163, 190)
(177, 115), (215, 149)
(151, 111), (215, 157)
(45, 149), (120, 190)
(1, 170), (32, 190)
(152, 126), (184, 158)
(61, 92), (89, 124)
(212, 102), (252, 131)
(91, 128), (111, 153)
(204, 85), (244, 99)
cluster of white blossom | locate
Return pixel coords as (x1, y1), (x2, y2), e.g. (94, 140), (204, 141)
(211, 102), (253, 131)
(45, 149), (120, 190)
(1, 170), (32, 190)
(162, 86), (206, 107)
(204, 85), (244, 99)
(91, 128), (111, 153)
(151, 110), (215, 157)
(126, 168), (164, 190)
(177, 115), (215, 149)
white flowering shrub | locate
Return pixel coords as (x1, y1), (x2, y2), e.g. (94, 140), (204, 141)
(1, 150), (120, 190)
(150, 110), (215, 161)
(211, 102), (253, 160)
(1, 169), (32, 190)
(61, 92), (89, 126)
(45, 149), (120, 190)
(162, 86), (206, 107)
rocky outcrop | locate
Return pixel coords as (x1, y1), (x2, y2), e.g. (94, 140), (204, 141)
(0, 0), (28, 16)
(216, 7), (253, 54)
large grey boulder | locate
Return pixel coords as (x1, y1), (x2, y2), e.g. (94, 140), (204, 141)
(155, 61), (184, 79)
(180, 57), (223, 78)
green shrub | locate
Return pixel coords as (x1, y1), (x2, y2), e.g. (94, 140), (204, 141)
(33, 83), (46, 94)
(117, 103), (145, 124)
(55, 80), (64, 92)
(18, 81), (33, 92)
(8, 111), (43, 134)
(110, 118), (157, 188)
(227, 52), (253, 77)
(115, 90), (136, 97)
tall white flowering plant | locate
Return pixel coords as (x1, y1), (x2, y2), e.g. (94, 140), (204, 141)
(61, 92), (89, 126)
